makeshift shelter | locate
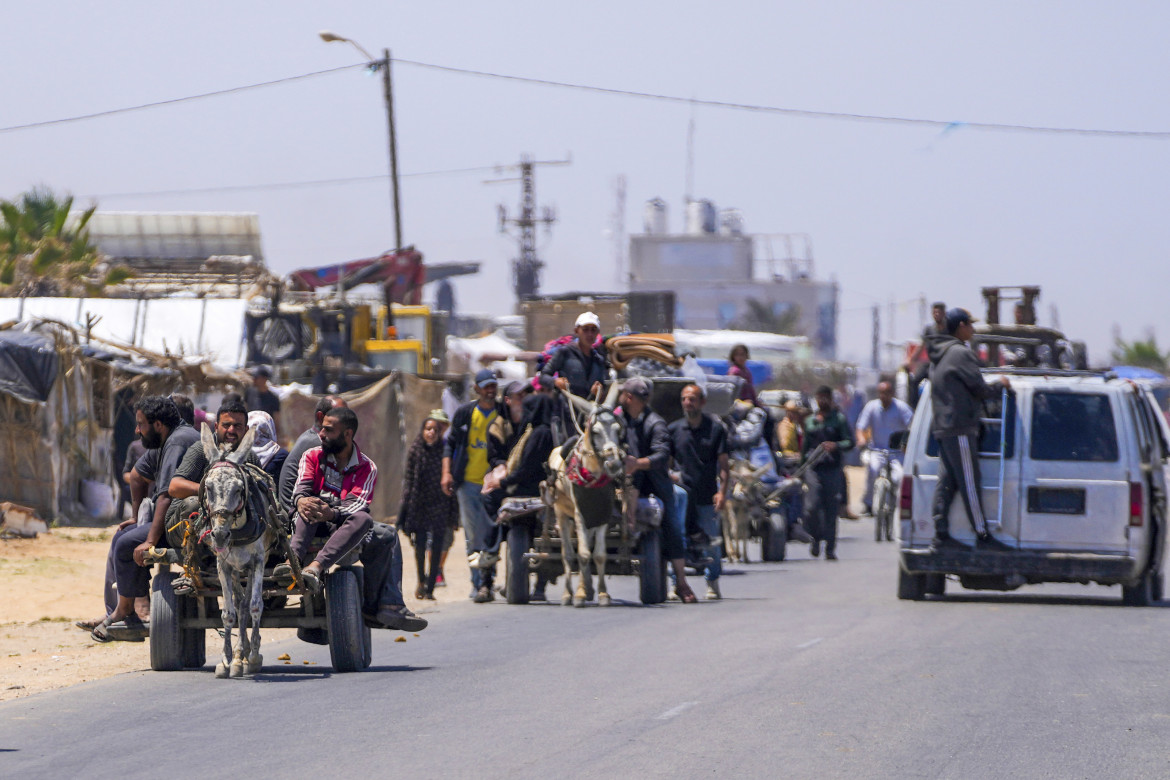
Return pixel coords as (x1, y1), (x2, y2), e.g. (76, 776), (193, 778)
(0, 318), (247, 524)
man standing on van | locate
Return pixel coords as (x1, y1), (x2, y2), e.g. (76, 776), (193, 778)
(926, 308), (1012, 552)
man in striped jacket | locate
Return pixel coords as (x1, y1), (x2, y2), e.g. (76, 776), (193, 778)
(290, 407), (378, 593)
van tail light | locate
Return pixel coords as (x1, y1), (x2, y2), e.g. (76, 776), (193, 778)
(900, 475), (914, 521)
(1130, 482), (1144, 527)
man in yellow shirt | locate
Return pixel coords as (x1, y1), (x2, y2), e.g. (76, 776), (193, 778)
(442, 369), (503, 602)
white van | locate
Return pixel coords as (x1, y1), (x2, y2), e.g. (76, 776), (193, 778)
(897, 369), (1170, 605)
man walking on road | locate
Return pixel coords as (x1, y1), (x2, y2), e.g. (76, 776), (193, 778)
(443, 369), (504, 602)
(669, 383), (730, 600)
(855, 381), (914, 516)
(621, 377), (697, 603)
(926, 308), (1013, 552)
(802, 386), (853, 560)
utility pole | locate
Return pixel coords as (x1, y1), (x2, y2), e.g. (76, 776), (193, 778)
(381, 48), (402, 251)
(488, 154), (571, 305)
(872, 304), (881, 369)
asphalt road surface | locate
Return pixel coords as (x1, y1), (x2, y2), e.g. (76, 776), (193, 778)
(4, 523), (1170, 779)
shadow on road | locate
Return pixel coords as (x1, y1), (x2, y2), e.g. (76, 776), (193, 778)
(245, 665), (434, 681)
(921, 594), (1167, 609)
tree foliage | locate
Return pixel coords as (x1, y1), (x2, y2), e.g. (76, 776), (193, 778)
(731, 298), (802, 335)
(0, 187), (127, 297)
(1111, 336), (1170, 374)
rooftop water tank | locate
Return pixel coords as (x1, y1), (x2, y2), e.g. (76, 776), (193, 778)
(643, 198), (668, 234)
(685, 199), (717, 235)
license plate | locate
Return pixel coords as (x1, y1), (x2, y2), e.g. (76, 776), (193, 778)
(1027, 487), (1086, 515)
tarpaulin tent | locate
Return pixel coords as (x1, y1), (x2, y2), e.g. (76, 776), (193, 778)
(0, 330), (59, 404)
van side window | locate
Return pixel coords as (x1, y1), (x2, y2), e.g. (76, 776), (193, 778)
(925, 393), (1016, 458)
(1030, 392), (1118, 462)
(1135, 391), (1169, 460)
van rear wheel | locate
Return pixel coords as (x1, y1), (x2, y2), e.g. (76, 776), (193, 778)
(1122, 569), (1156, 607)
(897, 566), (926, 601)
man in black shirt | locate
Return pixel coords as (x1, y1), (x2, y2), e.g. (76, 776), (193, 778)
(93, 396), (200, 642)
(668, 383), (729, 600)
(245, 366), (281, 431)
(621, 377), (696, 603)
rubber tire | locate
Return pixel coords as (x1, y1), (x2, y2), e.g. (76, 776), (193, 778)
(897, 566), (926, 601)
(150, 571), (183, 671)
(505, 523), (532, 605)
(760, 511), (788, 562)
(181, 596), (208, 669)
(638, 527), (667, 605)
(924, 573), (946, 597)
(326, 568), (366, 672)
(1122, 568), (1156, 607)
(1153, 571), (1164, 603)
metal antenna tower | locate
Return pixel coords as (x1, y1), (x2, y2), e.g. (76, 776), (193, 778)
(488, 153), (571, 303)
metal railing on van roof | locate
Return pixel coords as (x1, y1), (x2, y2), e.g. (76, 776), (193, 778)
(978, 367), (1112, 379)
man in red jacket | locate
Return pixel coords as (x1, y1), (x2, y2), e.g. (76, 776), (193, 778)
(289, 407), (377, 593)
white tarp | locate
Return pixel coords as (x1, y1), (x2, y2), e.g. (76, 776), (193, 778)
(446, 330), (530, 380)
(0, 297), (247, 366)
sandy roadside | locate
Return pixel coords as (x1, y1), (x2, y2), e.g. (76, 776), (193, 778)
(0, 525), (476, 703)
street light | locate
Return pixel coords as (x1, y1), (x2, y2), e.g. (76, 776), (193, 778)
(319, 30), (403, 252)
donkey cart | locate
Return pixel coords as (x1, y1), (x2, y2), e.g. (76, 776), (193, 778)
(495, 492), (669, 606)
(146, 548), (372, 674)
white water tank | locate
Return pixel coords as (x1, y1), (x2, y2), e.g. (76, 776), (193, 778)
(685, 199), (717, 235)
(643, 198), (668, 234)
(719, 208), (744, 236)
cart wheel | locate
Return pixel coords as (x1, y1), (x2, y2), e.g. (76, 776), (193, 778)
(638, 528), (667, 605)
(326, 568), (366, 672)
(1122, 567), (1157, 607)
(506, 524), (532, 605)
(150, 571), (184, 671)
(760, 511), (787, 562)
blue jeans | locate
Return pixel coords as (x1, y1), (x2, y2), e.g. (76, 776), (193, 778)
(457, 481), (498, 590)
(693, 504), (722, 582)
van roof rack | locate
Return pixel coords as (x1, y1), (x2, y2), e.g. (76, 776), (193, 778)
(980, 367), (1113, 379)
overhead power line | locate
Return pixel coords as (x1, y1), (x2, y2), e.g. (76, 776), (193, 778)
(2, 57), (1166, 139)
(83, 164), (514, 199)
(0, 63), (365, 135)
(394, 58), (1170, 139)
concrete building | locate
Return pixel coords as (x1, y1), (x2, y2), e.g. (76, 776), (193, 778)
(628, 199), (838, 359)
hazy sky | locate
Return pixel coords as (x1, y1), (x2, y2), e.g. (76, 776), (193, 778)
(4, 2), (1168, 365)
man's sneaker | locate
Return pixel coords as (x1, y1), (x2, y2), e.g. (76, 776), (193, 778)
(435, 572), (446, 587)
(372, 605), (428, 632)
(825, 551), (838, 561)
(977, 533), (1014, 553)
(706, 580), (722, 600)
(809, 539), (821, 558)
(530, 587), (547, 601)
(473, 586), (495, 603)
(930, 535), (970, 554)
(860, 504), (873, 517)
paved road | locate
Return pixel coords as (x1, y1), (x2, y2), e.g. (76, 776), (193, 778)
(4, 524), (1170, 779)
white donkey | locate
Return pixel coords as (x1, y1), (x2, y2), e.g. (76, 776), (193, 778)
(547, 383), (629, 607)
(199, 423), (278, 679)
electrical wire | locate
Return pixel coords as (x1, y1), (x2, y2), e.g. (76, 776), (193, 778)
(84, 164), (514, 199)
(0, 63), (366, 135)
(394, 58), (1170, 139)
(1, 56), (1167, 140)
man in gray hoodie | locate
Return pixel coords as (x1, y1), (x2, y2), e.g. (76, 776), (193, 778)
(926, 308), (1012, 552)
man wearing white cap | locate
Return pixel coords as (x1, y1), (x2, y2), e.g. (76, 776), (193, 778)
(540, 311), (609, 400)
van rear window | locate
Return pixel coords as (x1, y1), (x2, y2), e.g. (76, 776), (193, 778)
(1030, 392), (1118, 462)
(925, 392), (1015, 458)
